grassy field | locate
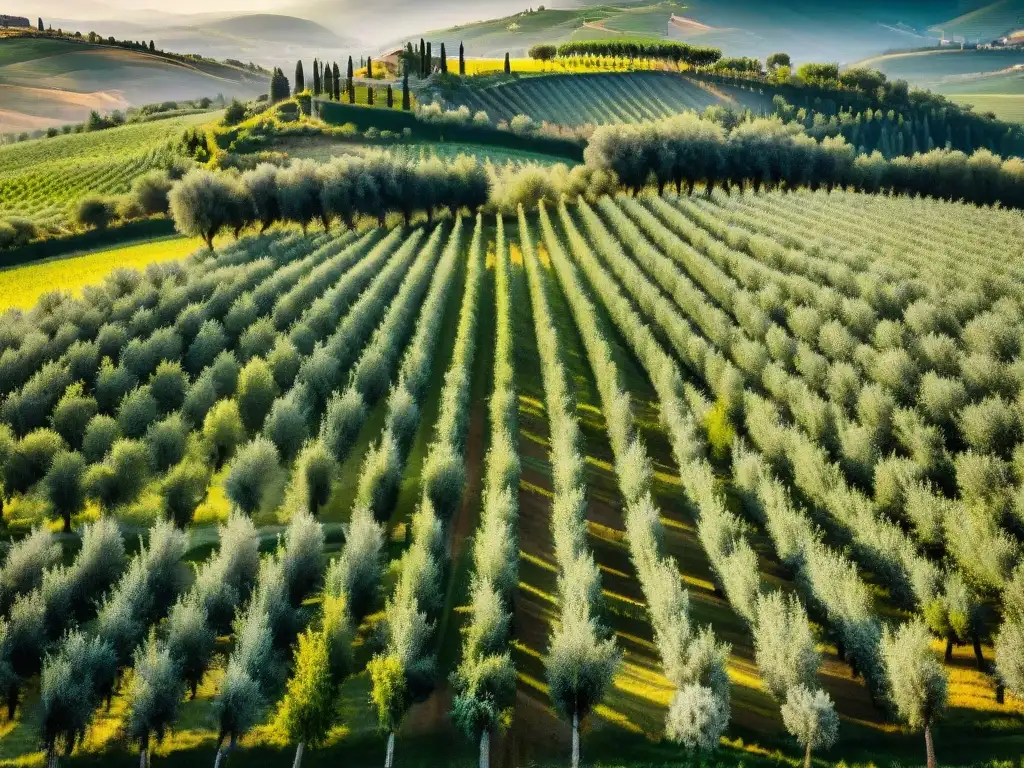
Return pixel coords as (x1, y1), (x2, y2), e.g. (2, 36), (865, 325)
(448, 71), (772, 126)
(0, 112), (211, 231)
(0, 235), (204, 311)
(1, 186), (1023, 767)
(0, 36), (266, 132)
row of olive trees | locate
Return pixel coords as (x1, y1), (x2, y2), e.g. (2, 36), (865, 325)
(520, 208), (620, 768)
(217, 229), (438, 520)
(539, 202), (734, 752)
(39, 520), (185, 766)
(555, 198), (951, 767)
(617, 193), (999, 678)
(562, 198), (839, 763)
(368, 217), (481, 768)
(212, 511), (324, 766)
(451, 216), (519, 768)
(651, 191), (1022, 655)
(0, 519), (123, 725)
(584, 113), (1024, 209)
(169, 154), (490, 247)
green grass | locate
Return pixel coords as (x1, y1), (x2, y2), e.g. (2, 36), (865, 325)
(0, 113), (211, 231)
(949, 92), (1024, 121)
(450, 71), (772, 126)
(0, 234), (209, 311)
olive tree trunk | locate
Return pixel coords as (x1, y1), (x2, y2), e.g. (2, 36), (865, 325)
(478, 729), (490, 768)
(804, 741), (812, 768)
(925, 724), (936, 768)
(384, 732), (395, 768)
(571, 710), (580, 768)
(292, 741), (304, 768)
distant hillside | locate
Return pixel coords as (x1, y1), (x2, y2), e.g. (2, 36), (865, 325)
(0, 36), (266, 132)
(929, 0), (1024, 41)
(396, 0), (970, 63)
(204, 14), (348, 45)
(854, 47), (1024, 122)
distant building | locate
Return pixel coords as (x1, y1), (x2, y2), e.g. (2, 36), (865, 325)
(0, 14), (30, 28)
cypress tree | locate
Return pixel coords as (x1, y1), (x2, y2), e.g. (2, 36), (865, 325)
(347, 56), (354, 82)
(504, 52), (511, 74)
(440, 43), (447, 75)
(149, 40), (155, 52)
(386, 84), (393, 108)
(426, 42), (432, 74)
(324, 65), (333, 100)
(37, 17), (43, 32)
(368, 85), (374, 106)
(313, 59), (320, 96)
(367, 55), (373, 80)
(294, 60), (305, 95)
(402, 70), (410, 111)
(420, 38), (426, 77)
(459, 42), (465, 75)
(333, 62), (341, 100)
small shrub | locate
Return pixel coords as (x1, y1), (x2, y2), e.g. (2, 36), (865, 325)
(75, 197), (118, 231)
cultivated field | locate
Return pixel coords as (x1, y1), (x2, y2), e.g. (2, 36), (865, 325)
(448, 72), (771, 126)
(0, 114), (209, 231)
(1, 187), (1023, 767)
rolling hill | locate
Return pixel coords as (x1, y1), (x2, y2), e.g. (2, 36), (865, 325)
(929, 0), (1024, 41)
(853, 47), (1024, 121)
(393, 0), (972, 64)
(0, 36), (267, 132)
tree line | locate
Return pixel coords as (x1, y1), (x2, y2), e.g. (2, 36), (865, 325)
(168, 153), (490, 246)
(583, 113), (1024, 209)
(555, 38), (722, 67)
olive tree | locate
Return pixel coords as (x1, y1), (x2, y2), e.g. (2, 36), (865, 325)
(780, 685), (839, 768)
(125, 635), (185, 768)
(0, 526), (59, 613)
(202, 400), (245, 468)
(166, 592), (215, 699)
(42, 450), (86, 532)
(169, 169), (249, 249)
(40, 631), (115, 768)
(881, 619), (948, 768)
(289, 440), (335, 516)
(224, 437), (281, 516)
(544, 603), (620, 768)
(277, 628), (336, 768)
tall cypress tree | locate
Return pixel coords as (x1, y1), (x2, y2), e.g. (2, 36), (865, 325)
(149, 40), (155, 52)
(426, 42), (432, 74)
(333, 62), (341, 101)
(420, 38), (426, 77)
(504, 52), (511, 74)
(313, 59), (320, 96)
(459, 42), (465, 76)
(386, 84), (393, 109)
(368, 85), (374, 106)
(37, 17), (43, 32)
(324, 65), (333, 100)
(294, 60), (305, 95)
(367, 55), (373, 80)
(440, 43), (447, 75)
(402, 69), (410, 111)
